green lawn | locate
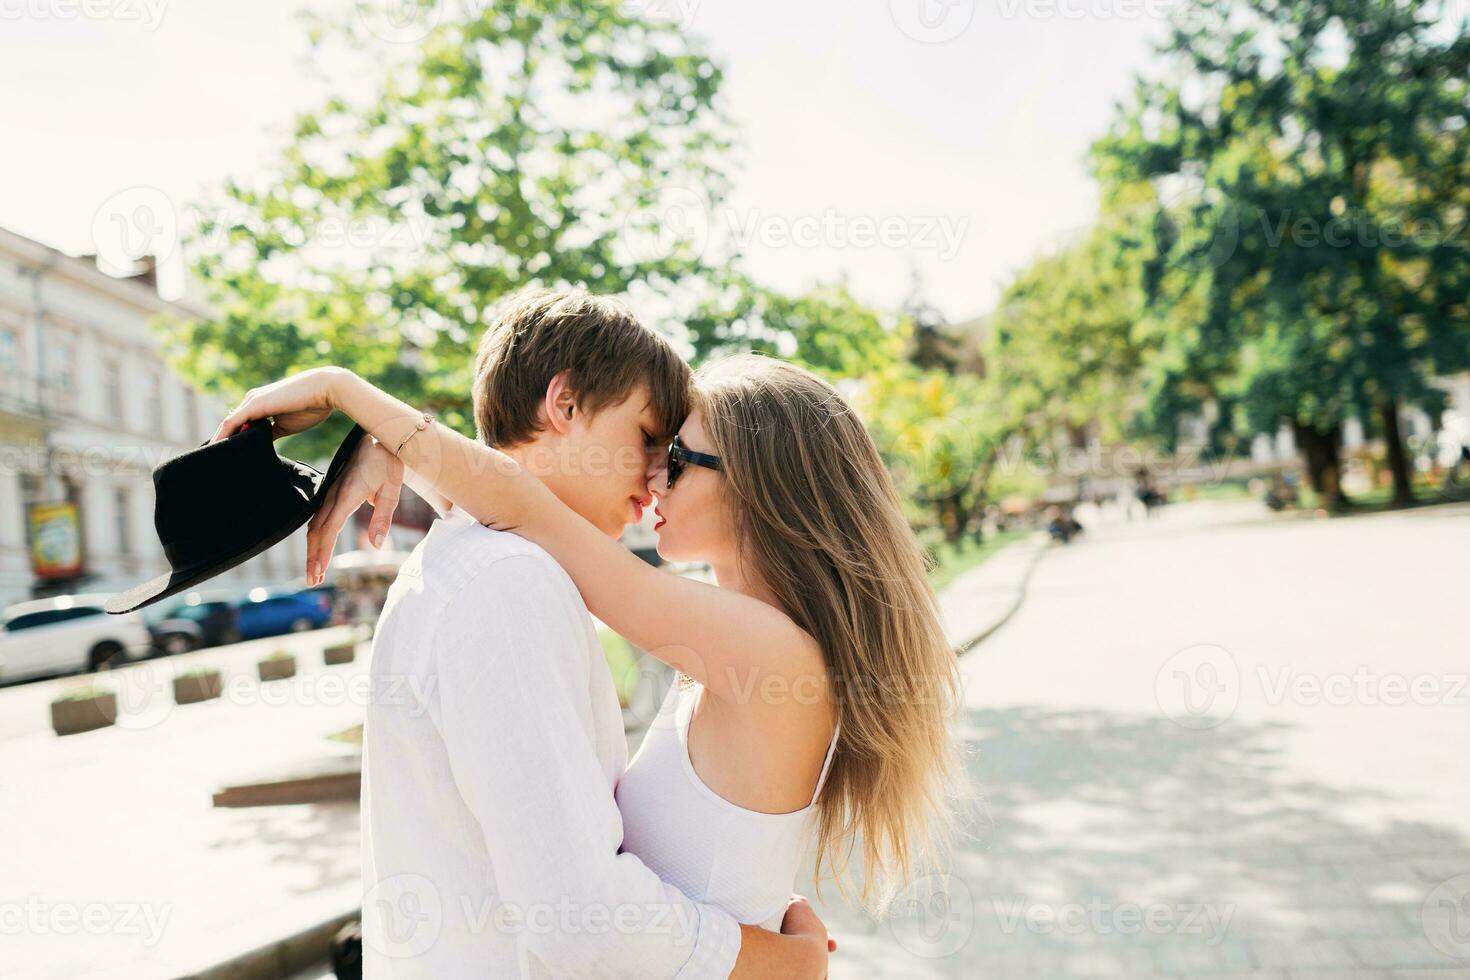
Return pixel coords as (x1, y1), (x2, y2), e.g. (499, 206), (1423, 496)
(1182, 480), (1256, 502)
(1295, 477), (1447, 513)
(928, 528), (1030, 593)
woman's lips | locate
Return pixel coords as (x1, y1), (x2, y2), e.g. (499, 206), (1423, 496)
(654, 505), (666, 531)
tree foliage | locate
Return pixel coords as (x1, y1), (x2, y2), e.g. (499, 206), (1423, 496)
(861, 365), (1019, 544)
(1092, 0), (1470, 506)
(682, 275), (906, 378)
(165, 0), (732, 458)
(986, 189), (1155, 450)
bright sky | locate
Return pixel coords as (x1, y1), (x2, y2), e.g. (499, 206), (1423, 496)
(0, 0), (1176, 321)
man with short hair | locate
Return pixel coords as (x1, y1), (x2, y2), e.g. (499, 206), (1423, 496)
(218, 289), (829, 978)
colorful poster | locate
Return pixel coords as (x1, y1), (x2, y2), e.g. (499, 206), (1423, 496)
(30, 502), (83, 580)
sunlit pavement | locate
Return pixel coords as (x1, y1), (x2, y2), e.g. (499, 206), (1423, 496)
(3, 626), (367, 978)
(10, 502), (1470, 978)
(817, 500), (1470, 978)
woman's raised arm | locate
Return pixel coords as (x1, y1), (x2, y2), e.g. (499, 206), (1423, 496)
(213, 367), (824, 706)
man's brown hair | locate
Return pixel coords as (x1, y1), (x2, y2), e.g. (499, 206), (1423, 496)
(472, 288), (691, 447)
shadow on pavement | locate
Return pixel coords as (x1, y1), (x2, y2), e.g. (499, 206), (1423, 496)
(206, 799), (361, 897)
(821, 704), (1470, 978)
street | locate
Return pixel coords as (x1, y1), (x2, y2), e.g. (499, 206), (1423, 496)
(817, 501), (1470, 978)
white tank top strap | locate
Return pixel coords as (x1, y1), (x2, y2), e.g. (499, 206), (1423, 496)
(808, 717), (840, 807)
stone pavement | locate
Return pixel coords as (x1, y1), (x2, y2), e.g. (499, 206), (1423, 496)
(810, 500), (1470, 978)
(1, 532), (1050, 980)
(12, 503), (1469, 978)
(2, 627), (367, 979)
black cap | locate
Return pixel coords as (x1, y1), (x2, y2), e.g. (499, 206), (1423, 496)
(106, 419), (366, 614)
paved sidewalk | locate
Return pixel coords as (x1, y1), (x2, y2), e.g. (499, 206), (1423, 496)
(1, 533), (1051, 980)
(2, 628), (367, 979)
(28, 504), (1467, 979)
(810, 500), (1470, 979)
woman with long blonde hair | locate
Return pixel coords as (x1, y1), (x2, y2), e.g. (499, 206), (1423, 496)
(219, 349), (961, 925)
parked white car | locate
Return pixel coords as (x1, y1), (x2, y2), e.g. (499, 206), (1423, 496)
(0, 594), (152, 684)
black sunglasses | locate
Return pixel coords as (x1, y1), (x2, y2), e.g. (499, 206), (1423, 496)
(666, 434), (721, 489)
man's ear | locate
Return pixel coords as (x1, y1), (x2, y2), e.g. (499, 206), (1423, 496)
(542, 369), (579, 436)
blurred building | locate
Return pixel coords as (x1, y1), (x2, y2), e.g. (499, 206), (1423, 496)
(0, 225), (320, 610)
(1437, 374), (1470, 453)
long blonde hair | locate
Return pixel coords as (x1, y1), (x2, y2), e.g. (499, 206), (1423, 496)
(695, 354), (962, 912)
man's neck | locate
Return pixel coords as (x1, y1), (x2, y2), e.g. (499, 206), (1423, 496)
(499, 438), (589, 530)
(499, 442), (537, 475)
(498, 440), (562, 491)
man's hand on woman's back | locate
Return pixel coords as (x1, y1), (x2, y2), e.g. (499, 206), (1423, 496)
(729, 894), (834, 979)
(781, 895), (837, 954)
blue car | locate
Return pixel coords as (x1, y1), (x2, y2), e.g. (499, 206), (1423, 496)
(233, 588), (332, 641)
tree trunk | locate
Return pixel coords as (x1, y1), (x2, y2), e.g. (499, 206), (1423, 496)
(1292, 420), (1348, 510)
(1377, 398), (1414, 508)
(934, 486), (987, 544)
(936, 494), (963, 544)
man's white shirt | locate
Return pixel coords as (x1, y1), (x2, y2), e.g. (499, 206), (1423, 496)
(360, 504), (742, 978)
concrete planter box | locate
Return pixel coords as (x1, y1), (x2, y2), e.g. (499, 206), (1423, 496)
(323, 643), (356, 666)
(257, 654), (297, 682)
(50, 691), (118, 736)
(174, 669), (223, 705)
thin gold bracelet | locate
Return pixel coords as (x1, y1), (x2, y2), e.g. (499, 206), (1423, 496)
(392, 412), (434, 457)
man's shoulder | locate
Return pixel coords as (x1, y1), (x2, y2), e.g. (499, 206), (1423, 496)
(426, 514), (583, 612)
(425, 509), (555, 573)
(425, 522), (596, 679)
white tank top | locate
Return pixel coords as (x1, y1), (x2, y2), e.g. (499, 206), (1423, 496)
(615, 679), (840, 931)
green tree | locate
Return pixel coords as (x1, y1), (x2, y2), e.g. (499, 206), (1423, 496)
(681, 275), (905, 379)
(985, 190), (1153, 461)
(861, 365), (1016, 545)
(1094, 0), (1470, 508)
(164, 0), (731, 458)
(901, 268), (961, 372)
(681, 274), (1012, 544)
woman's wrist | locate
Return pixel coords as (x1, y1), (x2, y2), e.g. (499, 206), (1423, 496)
(323, 366), (362, 413)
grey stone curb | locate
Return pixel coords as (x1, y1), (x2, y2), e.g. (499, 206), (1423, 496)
(952, 535), (1051, 657)
(177, 907), (358, 980)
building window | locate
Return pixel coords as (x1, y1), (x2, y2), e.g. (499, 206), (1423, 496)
(62, 476), (84, 564)
(0, 326), (18, 374)
(115, 487), (132, 557)
(49, 339), (77, 413)
(146, 369), (164, 433)
(184, 387), (199, 443)
(104, 358), (125, 424)
(19, 473), (41, 552)
(0, 326), (19, 405)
